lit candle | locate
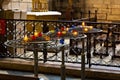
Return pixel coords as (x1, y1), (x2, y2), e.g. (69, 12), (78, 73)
(45, 36), (50, 41)
(66, 27), (69, 31)
(82, 22), (85, 26)
(62, 31), (67, 35)
(89, 26), (93, 30)
(50, 30), (55, 33)
(34, 31), (39, 37)
(57, 31), (62, 37)
(84, 27), (88, 32)
(72, 31), (78, 36)
(23, 35), (29, 42)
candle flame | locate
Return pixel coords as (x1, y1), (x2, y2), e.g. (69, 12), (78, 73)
(82, 22), (85, 26)
(23, 35), (29, 42)
(34, 31), (39, 37)
(84, 27), (88, 32)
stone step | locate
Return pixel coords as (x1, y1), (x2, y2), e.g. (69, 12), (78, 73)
(0, 58), (120, 80)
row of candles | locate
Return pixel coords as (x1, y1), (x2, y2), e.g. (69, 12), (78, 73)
(23, 22), (93, 43)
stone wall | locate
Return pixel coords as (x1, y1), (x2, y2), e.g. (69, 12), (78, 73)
(85, 0), (120, 22)
(51, 0), (84, 20)
(1, 0), (120, 22)
(52, 0), (120, 22)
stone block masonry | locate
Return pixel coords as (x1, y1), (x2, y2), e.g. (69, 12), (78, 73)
(52, 0), (120, 22)
(85, 0), (120, 22)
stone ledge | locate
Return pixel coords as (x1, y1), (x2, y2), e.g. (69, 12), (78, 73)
(0, 58), (120, 80)
(0, 74), (39, 80)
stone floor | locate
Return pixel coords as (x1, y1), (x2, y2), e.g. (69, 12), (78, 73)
(0, 69), (94, 80)
(0, 57), (120, 80)
(1, 39), (120, 80)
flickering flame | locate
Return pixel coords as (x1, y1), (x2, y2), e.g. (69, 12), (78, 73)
(62, 31), (67, 35)
(89, 26), (93, 30)
(73, 31), (78, 36)
(23, 35), (29, 42)
(45, 36), (50, 41)
(57, 31), (62, 37)
(34, 31), (39, 37)
(50, 30), (55, 33)
(82, 22), (85, 26)
(84, 27), (88, 32)
(66, 27), (69, 31)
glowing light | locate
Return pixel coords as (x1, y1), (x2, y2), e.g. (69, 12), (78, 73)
(62, 31), (67, 35)
(72, 31), (78, 36)
(23, 35), (29, 42)
(45, 36), (50, 41)
(34, 31), (39, 37)
(89, 26), (93, 30)
(50, 30), (55, 33)
(57, 31), (62, 37)
(82, 22), (85, 26)
(84, 27), (88, 32)
(66, 27), (69, 31)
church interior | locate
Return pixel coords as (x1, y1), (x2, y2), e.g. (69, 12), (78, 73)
(0, 0), (120, 80)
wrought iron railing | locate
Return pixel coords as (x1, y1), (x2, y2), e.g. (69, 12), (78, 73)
(0, 19), (120, 68)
